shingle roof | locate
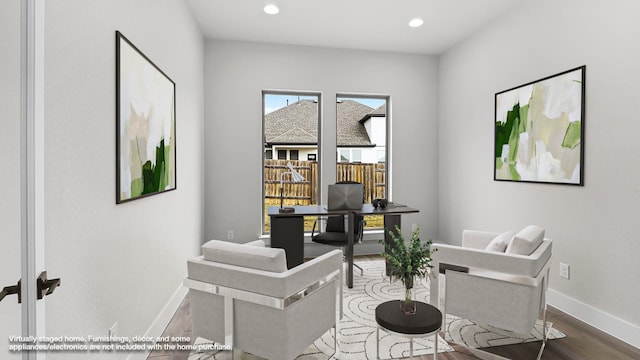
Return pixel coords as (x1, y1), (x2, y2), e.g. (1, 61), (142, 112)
(358, 103), (386, 124)
(264, 99), (377, 147)
(369, 103), (386, 116)
(264, 100), (318, 145)
(336, 100), (374, 147)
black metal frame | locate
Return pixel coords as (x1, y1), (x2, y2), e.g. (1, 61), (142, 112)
(115, 31), (177, 203)
(494, 65), (586, 186)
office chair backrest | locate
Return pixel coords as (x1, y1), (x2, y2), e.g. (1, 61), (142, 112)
(324, 216), (344, 233)
(327, 183), (363, 210)
(324, 214), (364, 236)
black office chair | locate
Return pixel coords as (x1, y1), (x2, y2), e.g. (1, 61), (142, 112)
(311, 210), (366, 275)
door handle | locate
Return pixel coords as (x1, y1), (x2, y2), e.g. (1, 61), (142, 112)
(0, 272), (61, 304)
(37, 271), (61, 300)
(0, 280), (21, 303)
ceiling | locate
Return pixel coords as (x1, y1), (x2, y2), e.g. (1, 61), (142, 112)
(185, 0), (523, 55)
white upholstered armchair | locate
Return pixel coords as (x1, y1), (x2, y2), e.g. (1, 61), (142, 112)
(430, 225), (552, 359)
(185, 239), (343, 359)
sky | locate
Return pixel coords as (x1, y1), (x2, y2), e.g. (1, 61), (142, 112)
(264, 94), (385, 114)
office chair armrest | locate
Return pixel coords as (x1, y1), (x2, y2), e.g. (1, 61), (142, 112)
(356, 218), (366, 243)
(311, 216), (328, 237)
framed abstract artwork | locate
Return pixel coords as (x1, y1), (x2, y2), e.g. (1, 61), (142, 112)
(116, 31), (176, 203)
(494, 66), (585, 185)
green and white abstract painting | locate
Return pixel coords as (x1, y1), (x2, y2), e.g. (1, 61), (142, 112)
(495, 66), (585, 185)
(116, 31), (176, 203)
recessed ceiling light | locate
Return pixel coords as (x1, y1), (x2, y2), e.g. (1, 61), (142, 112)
(409, 18), (424, 28)
(264, 4), (279, 15)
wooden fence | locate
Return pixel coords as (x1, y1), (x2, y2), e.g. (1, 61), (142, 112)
(264, 159), (386, 205)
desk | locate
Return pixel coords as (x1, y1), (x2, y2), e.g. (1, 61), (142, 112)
(268, 204), (418, 288)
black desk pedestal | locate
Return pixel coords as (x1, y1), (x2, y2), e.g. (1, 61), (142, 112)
(270, 216), (304, 269)
(384, 214), (401, 276)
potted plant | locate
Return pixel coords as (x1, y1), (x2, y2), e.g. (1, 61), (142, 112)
(380, 225), (436, 314)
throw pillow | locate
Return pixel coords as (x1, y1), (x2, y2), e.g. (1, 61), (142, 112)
(485, 231), (514, 252)
(505, 225), (545, 255)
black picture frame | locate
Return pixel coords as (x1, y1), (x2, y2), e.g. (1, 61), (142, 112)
(494, 65), (585, 185)
(116, 31), (177, 203)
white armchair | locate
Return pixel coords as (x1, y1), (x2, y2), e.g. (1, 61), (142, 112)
(185, 239), (343, 359)
(430, 226), (552, 359)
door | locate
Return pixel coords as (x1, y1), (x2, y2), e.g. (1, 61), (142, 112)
(0, 0), (24, 357)
(1, 1), (47, 359)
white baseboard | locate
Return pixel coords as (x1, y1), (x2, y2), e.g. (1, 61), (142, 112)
(548, 288), (640, 350)
(126, 283), (188, 360)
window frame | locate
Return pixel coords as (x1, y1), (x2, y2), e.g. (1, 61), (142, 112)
(262, 90), (322, 235)
(336, 93), (392, 202)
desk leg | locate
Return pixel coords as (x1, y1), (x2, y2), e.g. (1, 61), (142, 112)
(270, 216), (304, 269)
(384, 214), (401, 276)
(346, 211), (355, 288)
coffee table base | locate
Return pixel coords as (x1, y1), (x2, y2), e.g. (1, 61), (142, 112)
(376, 325), (439, 360)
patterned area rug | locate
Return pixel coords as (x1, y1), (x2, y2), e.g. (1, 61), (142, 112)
(189, 260), (564, 359)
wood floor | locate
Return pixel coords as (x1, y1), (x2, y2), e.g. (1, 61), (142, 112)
(148, 256), (640, 360)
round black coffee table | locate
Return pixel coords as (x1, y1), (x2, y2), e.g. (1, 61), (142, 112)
(375, 300), (443, 359)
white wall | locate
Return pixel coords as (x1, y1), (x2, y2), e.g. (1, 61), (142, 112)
(438, 0), (640, 346)
(0, 1), (23, 357)
(204, 40), (439, 244)
(42, 0), (204, 357)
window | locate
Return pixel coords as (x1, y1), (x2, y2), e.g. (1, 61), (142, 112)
(352, 149), (361, 163)
(337, 149), (362, 163)
(338, 149), (349, 162)
(336, 95), (390, 229)
(265, 150), (273, 159)
(263, 91), (321, 233)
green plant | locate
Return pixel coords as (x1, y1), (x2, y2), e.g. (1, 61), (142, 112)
(380, 225), (436, 289)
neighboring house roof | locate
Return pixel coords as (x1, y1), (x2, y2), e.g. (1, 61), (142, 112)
(264, 100), (318, 145)
(264, 99), (379, 147)
(336, 100), (374, 147)
(359, 103), (386, 123)
(270, 128), (316, 144)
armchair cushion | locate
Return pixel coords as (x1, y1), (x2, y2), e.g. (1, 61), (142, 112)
(506, 225), (545, 255)
(484, 231), (514, 252)
(201, 239), (287, 273)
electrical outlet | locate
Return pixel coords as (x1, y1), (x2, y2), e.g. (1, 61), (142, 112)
(559, 263), (570, 279)
(108, 322), (118, 341)
(227, 230), (234, 240)
(411, 223), (418, 232)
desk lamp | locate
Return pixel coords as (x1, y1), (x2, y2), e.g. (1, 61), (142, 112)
(279, 162), (305, 213)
